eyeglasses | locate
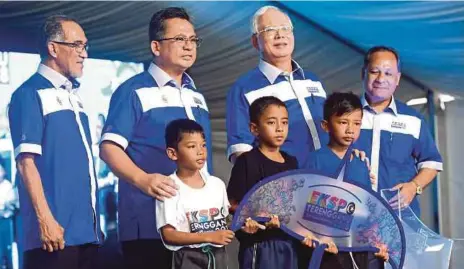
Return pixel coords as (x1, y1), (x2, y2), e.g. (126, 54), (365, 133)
(257, 25), (294, 37)
(51, 41), (89, 53)
(156, 36), (203, 48)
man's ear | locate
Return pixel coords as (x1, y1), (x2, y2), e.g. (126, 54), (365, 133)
(396, 72), (402, 87)
(166, 147), (178, 161)
(48, 42), (57, 58)
(321, 120), (329, 133)
(250, 122), (259, 137)
(251, 34), (259, 51)
(151, 40), (161, 57)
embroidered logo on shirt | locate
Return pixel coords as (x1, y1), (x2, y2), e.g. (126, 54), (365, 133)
(21, 134), (26, 141)
(56, 96), (63, 106)
(306, 86), (319, 93)
(193, 97), (203, 106)
(391, 121), (406, 129)
(161, 94), (168, 104)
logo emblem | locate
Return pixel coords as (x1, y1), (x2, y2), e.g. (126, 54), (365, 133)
(161, 95), (168, 104)
(306, 86), (319, 93)
(56, 96), (62, 106)
(193, 97), (203, 106)
(302, 190), (356, 232)
(391, 121), (406, 129)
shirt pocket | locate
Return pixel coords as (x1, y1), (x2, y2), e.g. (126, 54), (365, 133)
(385, 132), (414, 165)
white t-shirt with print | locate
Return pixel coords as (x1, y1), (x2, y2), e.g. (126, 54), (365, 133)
(156, 171), (230, 251)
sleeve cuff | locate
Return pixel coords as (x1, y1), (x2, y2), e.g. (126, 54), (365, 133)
(227, 143), (253, 162)
(417, 161), (443, 171)
(14, 143), (42, 158)
(101, 133), (129, 150)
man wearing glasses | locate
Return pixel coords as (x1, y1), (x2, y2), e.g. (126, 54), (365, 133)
(8, 15), (102, 269)
(226, 5), (328, 167)
(100, 7), (213, 269)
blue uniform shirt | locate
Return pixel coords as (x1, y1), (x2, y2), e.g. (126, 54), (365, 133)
(101, 63), (213, 241)
(304, 146), (372, 189)
(8, 64), (101, 251)
(354, 95), (443, 216)
(226, 60), (328, 166)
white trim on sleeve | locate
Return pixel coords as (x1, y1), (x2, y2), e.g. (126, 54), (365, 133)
(227, 143), (253, 161)
(14, 143), (42, 158)
(417, 161), (443, 171)
(101, 133), (129, 150)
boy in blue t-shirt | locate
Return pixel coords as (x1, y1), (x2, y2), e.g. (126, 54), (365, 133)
(302, 92), (388, 269)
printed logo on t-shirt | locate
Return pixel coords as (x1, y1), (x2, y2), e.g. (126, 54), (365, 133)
(186, 206), (228, 233)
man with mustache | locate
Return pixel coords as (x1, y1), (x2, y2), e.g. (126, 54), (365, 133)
(355, 46), (442, 217)
(226, 5), (328, 167)
(100, 7), (213, 269)
(8, 15), (102, 269)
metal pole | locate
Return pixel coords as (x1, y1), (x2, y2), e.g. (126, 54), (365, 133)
(427, 90), (439, 232)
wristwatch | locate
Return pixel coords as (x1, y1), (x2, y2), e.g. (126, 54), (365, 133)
(411, 180), (423, 195)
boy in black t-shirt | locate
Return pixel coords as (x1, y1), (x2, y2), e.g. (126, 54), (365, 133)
(227, 96), (337, 269)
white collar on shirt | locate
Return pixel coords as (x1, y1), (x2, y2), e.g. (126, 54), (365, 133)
(258, 59), (304, 84)
(148, 62), (196, 89)
(361, 93), (398, 116)
(170, 170), (208, 188)
(37, 64), (75, 91)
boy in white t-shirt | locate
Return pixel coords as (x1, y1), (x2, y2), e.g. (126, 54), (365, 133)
(156, 119), (235, 269)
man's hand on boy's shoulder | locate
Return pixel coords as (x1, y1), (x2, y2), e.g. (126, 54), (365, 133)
(135, 173), (178, 201)
(352, 149), (370, 170)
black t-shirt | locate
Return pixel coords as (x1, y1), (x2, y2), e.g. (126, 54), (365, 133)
(227, 148), (298, 245)
(227, 147), (298, 203)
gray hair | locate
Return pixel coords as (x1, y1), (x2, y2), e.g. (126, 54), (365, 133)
(250, 6), (293, 35)
(39, 15), (79, 58)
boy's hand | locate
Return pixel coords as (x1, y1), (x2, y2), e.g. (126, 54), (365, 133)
(301, 234), (316, 248)
(207, 230), (235, 245)
(265, 214), (280, 229)
(241, 218), (265, 234)
(374, 244), (389, 261)
(320, 239), (338, 254)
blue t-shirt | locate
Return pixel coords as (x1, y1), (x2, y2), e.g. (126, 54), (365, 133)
(354, 95), (443, 216)
(8, 65), (102, 250)
(226, 60), (328, 166)
(304, 146), (371, 189)
(101, 63), (213, 241)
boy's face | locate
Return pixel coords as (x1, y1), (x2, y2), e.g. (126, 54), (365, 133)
(322, 109), (363, 148)
(166, 132), (207, 171)
(250, 104), (289, 148)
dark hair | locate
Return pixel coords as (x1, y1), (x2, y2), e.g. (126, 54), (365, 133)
(323, 92), (363, 121)
(362, 46), (401, 73)
(149, 7), (190, 43)
(39, 15), (80, 58)
(165, 119), (204, 149)
(249, 96), (287, 124)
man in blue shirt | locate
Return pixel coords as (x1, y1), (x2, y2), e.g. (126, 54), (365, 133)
(8, 15), (102, 269)
(226, 5), (328, 166)
(100, 7), (213, 269)
(354, 46), (443, 216)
